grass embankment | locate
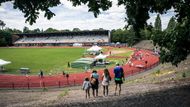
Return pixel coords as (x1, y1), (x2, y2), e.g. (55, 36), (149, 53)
(125, 67), (190, 84)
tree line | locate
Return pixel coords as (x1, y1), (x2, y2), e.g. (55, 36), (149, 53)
(0, 15), (176, 47)
(111, 14), (177, 46)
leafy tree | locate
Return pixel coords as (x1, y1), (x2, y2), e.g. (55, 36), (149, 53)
(0, 30), (12, 46)
(98, 28), (105, 31)
(117, 0), (190, 65)
(126, 26), (138, 46)
(111, 28), (138, 46)
(4, 28), (22, 34)
(140, 29), (151, 40)
(154, 14), (162, 31)
(140, 23), (153, 39)
(61, 29), (70, 32)
(92, 28), (105, 31)
(166, 16), (177, 31)
(44, 28), (59, 33)
(72, 28), (80, 31)
(0, 20), (6, 29)
(23, 26), (30, 33)
(111, 29), (123, 43)
(31, 28), (41, 33)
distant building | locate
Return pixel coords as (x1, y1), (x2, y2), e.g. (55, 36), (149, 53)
(13, 30), (110, 46)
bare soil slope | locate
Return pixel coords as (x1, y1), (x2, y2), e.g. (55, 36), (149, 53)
(0, 78), (190, 107)
(133, 40), (155, 50)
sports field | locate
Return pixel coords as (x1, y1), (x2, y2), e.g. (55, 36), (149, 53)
(0, 48), (85, 74)
(0, 47), (133, 75)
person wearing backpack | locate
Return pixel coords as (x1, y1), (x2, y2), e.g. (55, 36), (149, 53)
(90, 70), (99, 97)
(102, 68), (111, 97)
(113, 63), (125, 96)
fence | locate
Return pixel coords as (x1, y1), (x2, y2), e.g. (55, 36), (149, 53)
(0, 49), (160, 90)
(0, 61), (159, 90)
(0, 78), (84, 89)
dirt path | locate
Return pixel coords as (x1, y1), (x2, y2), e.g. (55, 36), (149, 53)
(109, 50), (127, 55)
(0, 78), (189, 107)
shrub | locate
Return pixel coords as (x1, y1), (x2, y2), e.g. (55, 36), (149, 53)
(156, 69), (160, 74)
(42, 87), (48, 91)
(58, 89), (69, 98)
(182, 72), (186, 78)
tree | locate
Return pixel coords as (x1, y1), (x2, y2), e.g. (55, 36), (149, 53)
(61, 29), (70, 32)
(23, 26), (30, 33)
(111, 29), (124, 43)
(72, 28), (80, 32)
(4, 28), (22, 34)
(117, 0), (190, 66)
(31, 28), (41, 33)
(44, 28), (59, 33)
(92, 28), (105, 31)
(0, 30), (12, 46)
(154, 14), (162, 31)
(166, 16), (177, 31)
(0, 20), (6, 30)
(111, 28), (138, 46)
(1, 0), (190, 65)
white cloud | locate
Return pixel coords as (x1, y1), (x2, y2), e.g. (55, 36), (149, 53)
(0, 7), (5, 12)
(0, 0), (174, 31)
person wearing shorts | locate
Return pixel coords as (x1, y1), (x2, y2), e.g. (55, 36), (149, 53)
(114, 63), (125, 95)
(90, 70), (99, 97)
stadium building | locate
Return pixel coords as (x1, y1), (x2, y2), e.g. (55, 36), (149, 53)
(13, 30), (110, 46)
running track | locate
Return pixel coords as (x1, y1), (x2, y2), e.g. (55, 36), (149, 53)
(0, 48), (159, 89)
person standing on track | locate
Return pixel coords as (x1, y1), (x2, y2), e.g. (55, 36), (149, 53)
(113, 63), (125, 96)
(39, 70), (44, 78)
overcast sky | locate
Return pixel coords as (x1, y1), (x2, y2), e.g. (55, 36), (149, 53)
(0, 0), (175, 31)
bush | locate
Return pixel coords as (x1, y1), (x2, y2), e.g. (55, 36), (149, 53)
(182, 72), (186, 78)
(156, 69), (160, 74)
(58, 89), (69, 98)
(42, 87), (48, 91)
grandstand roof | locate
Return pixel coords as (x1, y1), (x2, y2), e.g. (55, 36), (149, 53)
(15, 30), (109, 37)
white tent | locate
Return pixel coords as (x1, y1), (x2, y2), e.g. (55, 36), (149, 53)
(73, 43), (82, 47)
(95, 54), (108, 60)
(0, 59), (11, 66)
(87, 45), (102, 52)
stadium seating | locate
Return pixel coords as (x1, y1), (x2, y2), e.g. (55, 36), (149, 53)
(15, 35), (109, 45)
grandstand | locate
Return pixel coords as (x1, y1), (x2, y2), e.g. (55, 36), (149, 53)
(13, 30), (110, 46)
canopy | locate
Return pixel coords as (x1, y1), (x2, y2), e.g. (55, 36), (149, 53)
(73, 43), (82, 47)
(0, 59), (11, 66)
(71, 57), (95, 68)
(116, 42), (120, 45)
(77, 58), (95, 62)
(95, 54), (108, 59)
(87, 45), (102, 52)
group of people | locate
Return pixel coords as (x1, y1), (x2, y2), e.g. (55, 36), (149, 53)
(82, 63), (125, 99)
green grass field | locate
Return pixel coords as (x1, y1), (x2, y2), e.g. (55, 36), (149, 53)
(0, 47), (133, 75)
(0, 48), (85, 74)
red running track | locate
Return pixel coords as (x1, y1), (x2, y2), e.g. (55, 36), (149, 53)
(0, 48), (159, 89)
